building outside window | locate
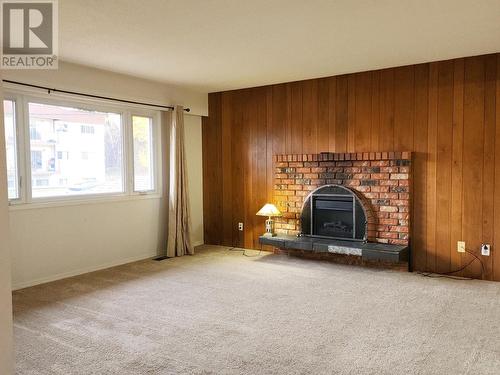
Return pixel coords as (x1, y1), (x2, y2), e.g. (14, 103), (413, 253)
(28, 102), (123, 198)
(80, 125), (95, 134)
(31, 150), (42, 170)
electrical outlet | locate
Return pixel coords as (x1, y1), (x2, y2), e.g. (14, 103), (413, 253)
(481, 244), (491, 256)
(238, 222), (244, 231)
(457, 241), (466, 253)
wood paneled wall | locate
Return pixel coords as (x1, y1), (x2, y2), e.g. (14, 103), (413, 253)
(202, 53), (500, 280)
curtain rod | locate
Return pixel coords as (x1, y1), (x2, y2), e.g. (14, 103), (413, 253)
(2, 79), (191, 112)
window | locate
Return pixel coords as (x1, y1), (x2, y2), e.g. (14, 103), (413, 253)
(29, 126), (41, 140)
(57, 151), (69, 160)
(31, 150), (42, 169)
(132, 115), (154, 191)
(35, 178), (49, 187)
(28, 102), (123, 198)
(3, 93), (159, 205)
(81, 125), (95, 134)
(3, 100), (18, 200)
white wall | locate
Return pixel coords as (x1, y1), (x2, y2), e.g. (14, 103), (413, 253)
(5, 63), (205, 290)
(0, 76), (14, 374)
(10, 198), (164, 289)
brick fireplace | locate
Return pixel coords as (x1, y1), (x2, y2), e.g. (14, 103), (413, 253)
(273, 152), (411, 247)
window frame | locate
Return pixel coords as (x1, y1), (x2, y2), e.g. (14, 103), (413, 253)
(4, 88), (162, 208)
(3, 93), (25, 203)
(131, 113), (157, 193)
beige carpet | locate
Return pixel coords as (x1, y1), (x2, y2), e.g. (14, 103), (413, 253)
(13, 245), (500, 375)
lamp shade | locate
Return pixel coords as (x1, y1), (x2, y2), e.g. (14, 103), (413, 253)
(256, 203), (282, 217)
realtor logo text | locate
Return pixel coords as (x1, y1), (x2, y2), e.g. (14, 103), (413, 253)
(1, 0), (58, 69)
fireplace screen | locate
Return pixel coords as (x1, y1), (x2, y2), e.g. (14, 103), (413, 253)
(313, 196), (355, 238)
(300, 185), (367, 241)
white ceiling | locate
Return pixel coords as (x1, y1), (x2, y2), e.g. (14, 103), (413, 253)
(60, 0), (500, 93)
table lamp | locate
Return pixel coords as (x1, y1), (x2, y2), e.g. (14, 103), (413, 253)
(256, 203), (282, 237)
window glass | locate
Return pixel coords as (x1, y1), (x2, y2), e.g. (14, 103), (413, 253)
(3, 100), (19, 199)
(28, 102), (123, 198)
(132, 115), (154, 191)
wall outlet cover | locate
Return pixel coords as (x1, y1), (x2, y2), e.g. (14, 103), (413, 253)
(481, 244), (491, 256)
(457, 241), (466, 253)
(238, 222), (244, 231)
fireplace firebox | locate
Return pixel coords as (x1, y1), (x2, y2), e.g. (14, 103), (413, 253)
(300, 185), (368, 242)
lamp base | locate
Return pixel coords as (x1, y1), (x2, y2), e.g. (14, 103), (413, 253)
(263, 218), (276, 237)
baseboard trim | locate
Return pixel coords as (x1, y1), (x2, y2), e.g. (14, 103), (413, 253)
(12, 251), (158, 291)
(12, 241), (206, 291)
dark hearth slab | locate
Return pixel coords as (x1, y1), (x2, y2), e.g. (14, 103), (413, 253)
(259, 234), (408, 263)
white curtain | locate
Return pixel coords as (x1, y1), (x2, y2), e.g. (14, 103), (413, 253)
(166, 105), (194, 257)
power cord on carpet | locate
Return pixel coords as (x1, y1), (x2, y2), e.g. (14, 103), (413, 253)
(417, 249), (485, 280)
(227, 246), (263, 257)
(226, 230), (263, 257)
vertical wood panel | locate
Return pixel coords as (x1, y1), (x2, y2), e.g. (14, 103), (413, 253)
(379, 69), (395, 151)
(202, 93), (223, 245)
(394, 66), (415, 151)
(450, 59), (465, 273)
(285, 84), (292, 154)
(494, 54), (500, 281)
(354, 72), (372, 151)
(272, 85), (287, 156)
(243, 90), (256, 249)
(435, 61), (454, 273)
(413, 64), (429, 271)
(463, 56), (485, 278)
(335, 76), (348, 152)
(302, 80), (318, 153)
(371, 71), (381, 151)
(290, 82), (303, 154)
(203, 53), (500, 281)
(242, 91), (252, 248)
(317, 78), (330, 152)
(483, 55), (496, 280)
(266, 87), (274, 204)
(347, 75), (356, 152)
(221, 92), (233, 246)
(327, 77), (337, 152)
(426, 62), (438, 272)
(231, 91), (245, 247)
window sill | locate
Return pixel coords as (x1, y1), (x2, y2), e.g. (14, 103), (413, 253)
(8, 193), (162, 211)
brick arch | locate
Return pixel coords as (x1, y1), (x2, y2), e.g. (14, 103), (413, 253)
(349, 187), (377, 242)
(298, 184), (374, 242)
